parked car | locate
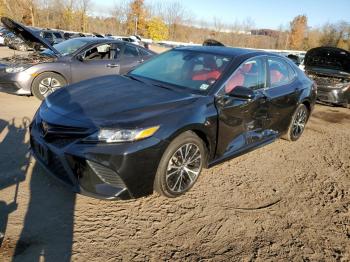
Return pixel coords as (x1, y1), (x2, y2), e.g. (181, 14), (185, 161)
(0, 17), (155, 99)
(304, 46), (350, 108)
(29, 46), (316, 200)
(3, 31), (28, 50)
(0, 28), (10, 45)
(39, 29), (65, 45)
(7, 35), (31, 51)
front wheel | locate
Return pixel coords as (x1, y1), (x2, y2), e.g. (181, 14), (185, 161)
(31, 72), (67, 100)
(283, 104), (309, 141)
(154, 131), (206, 198)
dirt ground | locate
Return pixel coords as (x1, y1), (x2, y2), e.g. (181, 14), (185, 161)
(0, 46), (350, 261)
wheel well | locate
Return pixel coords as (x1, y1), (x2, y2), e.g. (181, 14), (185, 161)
(30, 71), (67, 94)
(192, 129), (211, 166)
(302, 100), (311, 112)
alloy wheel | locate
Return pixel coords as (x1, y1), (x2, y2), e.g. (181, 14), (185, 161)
(166, 143), (202, 194)
(292, 107), (308, 138)
(38, 77), (63, 97)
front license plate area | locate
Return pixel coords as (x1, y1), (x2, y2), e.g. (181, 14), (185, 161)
(32, 138), (50, 165)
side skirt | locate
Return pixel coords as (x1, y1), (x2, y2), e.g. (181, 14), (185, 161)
(208, 136), (278, 168)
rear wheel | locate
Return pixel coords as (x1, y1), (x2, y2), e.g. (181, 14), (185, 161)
(154, 131), (206, 198)
(282, 104), (309, 141)
(32, 72), (67, 100)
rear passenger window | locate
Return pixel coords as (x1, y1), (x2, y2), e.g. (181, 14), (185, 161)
(124, 45), (139, 58)
(268, 57), (294, 87)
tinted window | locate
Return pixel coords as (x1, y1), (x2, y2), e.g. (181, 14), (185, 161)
(268, 57), (291, 87)
(225, 58), (266, 94)
(124, 45), (139, 57)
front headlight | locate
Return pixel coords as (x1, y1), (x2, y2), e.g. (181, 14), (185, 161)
(84, 126), (160, 143)
(5, 66), (28, 73)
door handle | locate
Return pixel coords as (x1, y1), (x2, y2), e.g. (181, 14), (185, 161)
(106, 64), (120, 68)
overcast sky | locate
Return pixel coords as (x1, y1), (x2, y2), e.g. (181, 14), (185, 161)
(91, 0), (350, 29)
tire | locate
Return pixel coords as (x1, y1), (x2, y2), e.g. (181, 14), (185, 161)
(154, 131), (206, 198)
(282, 104), (309, 141)
(32, 72), (67, 100)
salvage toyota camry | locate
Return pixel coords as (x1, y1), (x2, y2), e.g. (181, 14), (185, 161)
(30, 46), (316, 199)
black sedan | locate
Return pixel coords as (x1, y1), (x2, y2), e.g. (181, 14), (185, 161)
(30, 46), (316, 199)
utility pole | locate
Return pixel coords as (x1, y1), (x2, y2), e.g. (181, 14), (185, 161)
(134, 15), (138, 35)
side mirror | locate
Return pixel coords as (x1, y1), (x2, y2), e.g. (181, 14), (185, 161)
(76, 54), (84, 62)
(228, 86), (255, 99)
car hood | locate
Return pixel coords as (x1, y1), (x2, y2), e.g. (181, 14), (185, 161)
(304, 47), (350, 78)
(45, 75), (201, 127)
(0, 52), (56, 67)
(1, 17), (60, 56)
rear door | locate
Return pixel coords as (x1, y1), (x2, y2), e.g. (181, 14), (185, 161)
(138, 47), (154, 62)
(263, 56), (300, 132)
(70, 42), (122, 83)
(215, 56), (272, 158)
(118, 44), (143, 74)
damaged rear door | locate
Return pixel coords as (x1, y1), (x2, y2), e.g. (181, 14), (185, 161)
(263, 56), (300, 133)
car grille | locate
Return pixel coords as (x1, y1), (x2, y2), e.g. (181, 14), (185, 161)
(39, 121), (90, 148)
(87, 160), (126, 189)
(49, 138), (78, 148)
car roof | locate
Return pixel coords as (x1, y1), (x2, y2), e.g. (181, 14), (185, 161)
(175, 46), (267, 57)
(68, 37), (150, 48)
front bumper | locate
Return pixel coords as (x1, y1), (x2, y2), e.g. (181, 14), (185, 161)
(316, 86), (349, 107)
(30, 115), (168, 200)
(0, 71), (32, 95)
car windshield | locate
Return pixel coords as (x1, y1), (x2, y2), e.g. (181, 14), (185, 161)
(50, 38), (91, 56)
(130, 50), (232, 93)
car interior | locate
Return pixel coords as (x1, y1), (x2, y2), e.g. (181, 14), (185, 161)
(182, 55), (229, 84)
(84, 44), (119, 60)
(225, 61), (261, 93)
(224, 58), (290, 93)
(268, 59), (290, 87)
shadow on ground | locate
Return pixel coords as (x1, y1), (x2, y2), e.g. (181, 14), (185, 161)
(0, 118), (76, 262)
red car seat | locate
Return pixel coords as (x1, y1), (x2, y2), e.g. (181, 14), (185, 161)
(225, 63), (253, 93)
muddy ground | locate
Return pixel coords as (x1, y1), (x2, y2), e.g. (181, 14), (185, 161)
(0, 46), (349, 261)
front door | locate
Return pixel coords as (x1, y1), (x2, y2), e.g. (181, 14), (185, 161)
(70, 43), (121, 83)
(215, 56), (272, 158)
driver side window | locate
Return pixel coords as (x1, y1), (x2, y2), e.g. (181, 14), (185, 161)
(84, 43), (113, 60)
(224, 57), (266, 94)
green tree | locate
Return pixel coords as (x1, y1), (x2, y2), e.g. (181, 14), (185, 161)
(147, 17), (168, 40)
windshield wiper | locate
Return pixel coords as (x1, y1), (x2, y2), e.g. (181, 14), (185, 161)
(125, 74), (145, 83)
(150, 82), (174, 91)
